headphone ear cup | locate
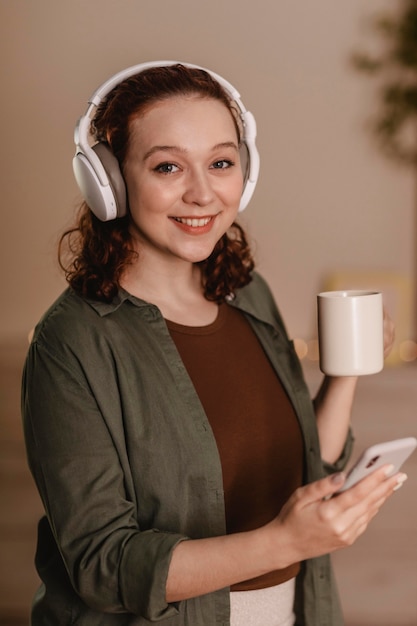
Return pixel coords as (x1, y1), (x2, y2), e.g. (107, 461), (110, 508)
(92, 143), (127, 218)
(72, 142), (127, 221)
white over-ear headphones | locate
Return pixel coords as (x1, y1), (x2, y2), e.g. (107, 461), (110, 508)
(73, 60), (260, 221)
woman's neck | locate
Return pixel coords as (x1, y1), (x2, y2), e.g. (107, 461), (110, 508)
(120, 260), (218, 326)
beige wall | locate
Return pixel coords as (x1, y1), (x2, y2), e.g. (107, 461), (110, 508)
(1, 0), (413, 344)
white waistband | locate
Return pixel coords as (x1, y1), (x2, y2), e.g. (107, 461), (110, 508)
(230, 577), (296, 626)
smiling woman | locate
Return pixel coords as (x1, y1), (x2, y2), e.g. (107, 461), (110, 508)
(21, 62), (401, 626)
(121, 97), (243, 298)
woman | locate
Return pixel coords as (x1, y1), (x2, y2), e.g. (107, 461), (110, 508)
(22, 62), (402, 626)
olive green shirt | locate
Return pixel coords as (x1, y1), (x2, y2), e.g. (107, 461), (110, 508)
(22, 272), (353, 625)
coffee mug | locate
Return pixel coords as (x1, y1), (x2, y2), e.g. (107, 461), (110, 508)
(317, 290), (384, 376)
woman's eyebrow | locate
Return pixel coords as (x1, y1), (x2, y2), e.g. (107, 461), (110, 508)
(142, 145), (185, 161)
(143, 141), (239, 161)
(212, 141), (239, 152)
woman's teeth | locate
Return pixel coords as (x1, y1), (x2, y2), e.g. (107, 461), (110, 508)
(174, 217), (212, 227)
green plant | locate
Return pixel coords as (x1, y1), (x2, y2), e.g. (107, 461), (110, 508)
(352, 0), (417, 165)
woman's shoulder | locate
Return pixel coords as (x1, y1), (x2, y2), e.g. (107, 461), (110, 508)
(245, 271), (274, 296)
(236, 271), (278, 312)
(234, 272), (289, 335)
(30, 289), (109, 352)
(28, 287), (158, 361)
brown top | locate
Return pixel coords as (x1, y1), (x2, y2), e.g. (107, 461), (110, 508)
(166, 303), (304, 590)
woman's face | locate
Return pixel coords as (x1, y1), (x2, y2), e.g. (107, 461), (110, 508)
(123, 95), (243, 270)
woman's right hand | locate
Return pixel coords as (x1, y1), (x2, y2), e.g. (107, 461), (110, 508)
(264, 466), (407, 569)
(166, 465), (407, 602)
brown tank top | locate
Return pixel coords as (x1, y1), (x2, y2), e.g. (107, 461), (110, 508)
(166, 303), (304, 590)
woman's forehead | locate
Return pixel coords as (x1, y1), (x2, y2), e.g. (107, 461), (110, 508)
(128, 96), (240, 146)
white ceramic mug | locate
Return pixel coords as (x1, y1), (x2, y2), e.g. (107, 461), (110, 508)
(317, 290), (384, 376)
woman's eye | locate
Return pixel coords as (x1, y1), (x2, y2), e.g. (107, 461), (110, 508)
(154, 163), (179, 174)
(211, 159), (234, 170)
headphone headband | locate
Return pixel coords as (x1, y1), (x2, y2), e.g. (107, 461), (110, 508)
(73, 61), (260, 221)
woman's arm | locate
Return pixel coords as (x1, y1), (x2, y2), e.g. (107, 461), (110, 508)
(313, 308), (395, 464)
(22, 336), (184, 620)
(313, 375), (358, 464)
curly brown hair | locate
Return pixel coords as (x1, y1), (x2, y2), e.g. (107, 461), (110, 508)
(59, 64), (255, 303)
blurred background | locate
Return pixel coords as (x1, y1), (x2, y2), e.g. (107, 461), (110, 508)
(1, 0), (416, 624)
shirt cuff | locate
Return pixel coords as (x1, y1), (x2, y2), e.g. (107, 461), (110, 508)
(119, 529), (188, 620)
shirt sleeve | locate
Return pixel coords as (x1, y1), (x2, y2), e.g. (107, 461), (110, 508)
(322, 427), (355, 475)
(22, 336), (188, 620)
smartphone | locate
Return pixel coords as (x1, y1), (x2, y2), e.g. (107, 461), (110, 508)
(336, 436), (417, 493)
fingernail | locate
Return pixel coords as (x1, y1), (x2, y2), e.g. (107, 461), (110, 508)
(393, 474), (408, 491)
(384, 464), (395, 477)
(331, 472), (345, 485)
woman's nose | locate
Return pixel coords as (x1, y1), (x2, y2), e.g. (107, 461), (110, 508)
(182, 169), (215, 206)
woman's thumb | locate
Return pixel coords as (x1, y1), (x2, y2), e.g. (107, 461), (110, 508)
(326, 472), (346, 498)
(304, 472), (346, 503)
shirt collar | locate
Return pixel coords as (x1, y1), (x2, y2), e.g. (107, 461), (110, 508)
(229, 274), (282, 331)
(85, 288), (153, 318)
(84, 273), (275, 327)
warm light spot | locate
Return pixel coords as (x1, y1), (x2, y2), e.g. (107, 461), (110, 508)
(294, 338), (308, 360)
(307, 339), (320, 361)
(399, 340), (417, 362)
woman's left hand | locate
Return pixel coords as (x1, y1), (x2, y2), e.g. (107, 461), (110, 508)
(383, 307), (395, 359)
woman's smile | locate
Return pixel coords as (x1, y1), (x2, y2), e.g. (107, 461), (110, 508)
(170, 214), (216, 233)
